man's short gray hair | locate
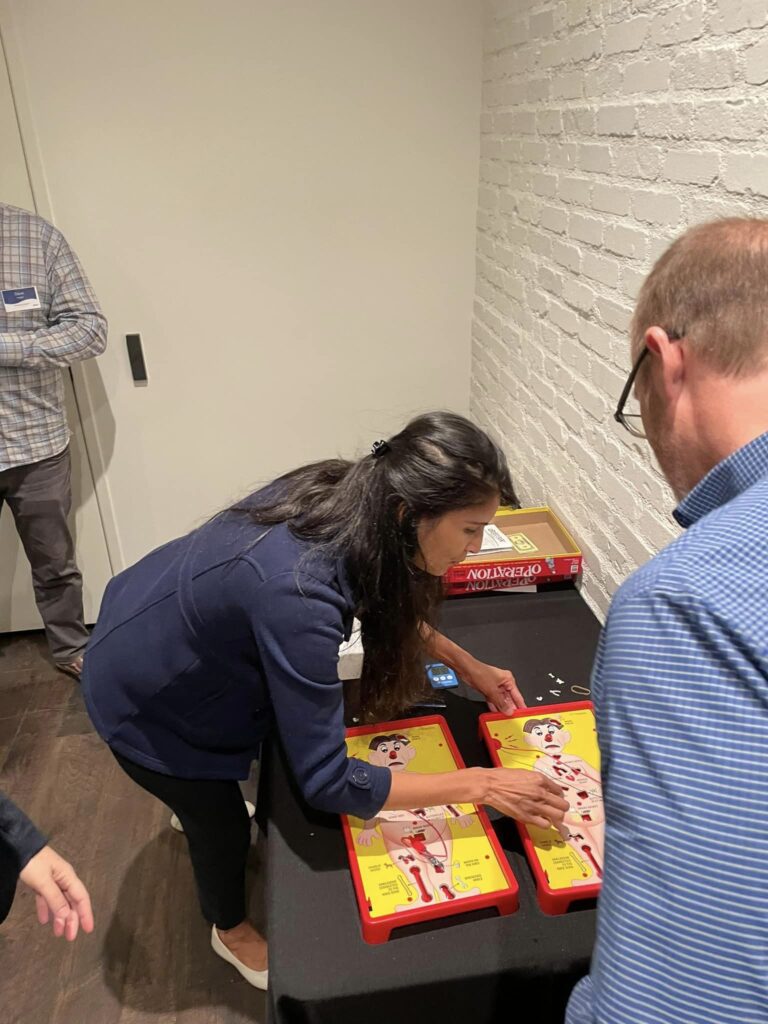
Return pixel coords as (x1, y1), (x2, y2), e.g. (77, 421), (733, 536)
(631, 218), (768, 377)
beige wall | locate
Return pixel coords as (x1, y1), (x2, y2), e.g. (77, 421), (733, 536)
(2, 0), (483, 569)
(471, 0), (767, 618)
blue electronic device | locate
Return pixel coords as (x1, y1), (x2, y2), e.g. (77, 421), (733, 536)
(426, 663), (460, 689)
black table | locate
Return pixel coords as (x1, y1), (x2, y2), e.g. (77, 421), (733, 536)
(263, 587), (602, 1024)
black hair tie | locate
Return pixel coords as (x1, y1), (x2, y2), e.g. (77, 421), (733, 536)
(371, 440), (391, 459)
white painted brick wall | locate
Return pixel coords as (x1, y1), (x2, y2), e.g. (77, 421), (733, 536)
(472, 0), (767, 619)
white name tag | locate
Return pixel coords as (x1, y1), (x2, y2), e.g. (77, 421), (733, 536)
(1, 286), (41, 312)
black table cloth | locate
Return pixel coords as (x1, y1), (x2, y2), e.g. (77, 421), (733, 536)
(263, 587), (602, 1024)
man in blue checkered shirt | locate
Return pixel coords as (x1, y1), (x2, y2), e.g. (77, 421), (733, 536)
(567, 218), (768, 1023)
(0, 203), (107, 679)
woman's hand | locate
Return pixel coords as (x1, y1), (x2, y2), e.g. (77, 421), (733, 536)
(463, 660), (525, 714)
(421, 630), (524, 714)
(484, 768), (568, 830)
(19, 845), (94, 941)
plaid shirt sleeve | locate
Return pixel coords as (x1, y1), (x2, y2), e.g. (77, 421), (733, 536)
(0, 227), (107, 369)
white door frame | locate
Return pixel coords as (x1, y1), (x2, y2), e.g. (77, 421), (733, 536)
(0, 5), (124, 573)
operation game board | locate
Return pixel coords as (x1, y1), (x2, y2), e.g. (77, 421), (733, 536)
(479, 702), (603, 914)
(343, 715), (519, 942)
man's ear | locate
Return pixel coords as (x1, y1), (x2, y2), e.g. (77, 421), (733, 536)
(645, 326), (686, 404)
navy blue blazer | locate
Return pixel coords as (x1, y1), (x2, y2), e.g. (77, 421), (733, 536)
(0, 792), (46, 923)
(82, 506), (391, 819)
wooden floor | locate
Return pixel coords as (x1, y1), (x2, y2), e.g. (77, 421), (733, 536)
(0, 632), (266, 1024)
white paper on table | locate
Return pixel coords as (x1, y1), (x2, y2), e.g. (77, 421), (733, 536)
(480, 523), (515, 552)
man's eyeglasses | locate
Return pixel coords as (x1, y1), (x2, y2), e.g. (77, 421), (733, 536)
(614, 347), (649, 438)
(613, 332), (683, 439)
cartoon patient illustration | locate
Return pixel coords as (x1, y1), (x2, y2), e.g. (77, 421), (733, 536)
(356, 734), (481, 907)
(522, 717), (604, 882)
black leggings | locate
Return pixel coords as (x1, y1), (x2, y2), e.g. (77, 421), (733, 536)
(113, 752), (252, 930)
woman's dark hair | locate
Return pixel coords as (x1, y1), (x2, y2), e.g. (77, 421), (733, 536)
(235, 411), (517, 719)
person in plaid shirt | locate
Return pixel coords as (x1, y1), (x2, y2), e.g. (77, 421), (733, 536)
(1, 203), (107, 679)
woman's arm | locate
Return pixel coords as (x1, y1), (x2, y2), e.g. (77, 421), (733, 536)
(384, 765), (568, 831)
(1, 791), (93, 940)
(255, 572), (559, 826)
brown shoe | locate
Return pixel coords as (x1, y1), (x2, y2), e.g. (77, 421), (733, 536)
(57, 655), (84, 681)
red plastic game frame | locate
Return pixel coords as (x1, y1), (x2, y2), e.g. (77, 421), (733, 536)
(342, 714), (519, 943)
(479, 702), (601, 915)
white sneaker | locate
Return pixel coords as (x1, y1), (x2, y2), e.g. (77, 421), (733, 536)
(211, 924), (269, 990)
(170, 800), (256, 833)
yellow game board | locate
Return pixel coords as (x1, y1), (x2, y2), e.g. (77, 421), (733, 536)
(345, 719), (515, 924)
(482, 704), (603, 897)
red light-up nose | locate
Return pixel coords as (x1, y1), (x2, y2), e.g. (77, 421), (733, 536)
(389, 751), (397, 760)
